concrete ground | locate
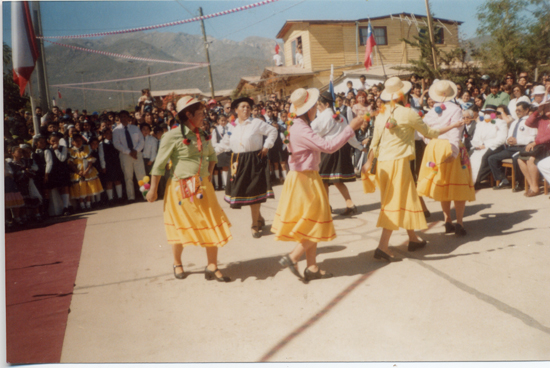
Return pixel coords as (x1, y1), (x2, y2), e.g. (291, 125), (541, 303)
(60, 180), (550, 363)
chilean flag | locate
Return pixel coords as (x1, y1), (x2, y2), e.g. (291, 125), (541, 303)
(364, 23), (376, 71)
(11, 1), (39, 96)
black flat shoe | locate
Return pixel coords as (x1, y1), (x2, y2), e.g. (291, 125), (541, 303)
(173, 265), (186, 280)
(455, 223), (467, 237)
(444, 222), (456, 234)
(341, 205), (358, 216)
(304, 268), (333, 281)
(373, 248), (395, 262)
(408, 239), (427, 252)
(251, 225), (262, 238)
(204, 267), (231, 282)
(279, 255), (302, 279)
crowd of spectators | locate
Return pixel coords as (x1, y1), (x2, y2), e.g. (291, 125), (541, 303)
(5, 72), (550, 229)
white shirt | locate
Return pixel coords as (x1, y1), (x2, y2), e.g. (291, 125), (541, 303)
(506, 116), (537, 146)
(142, 135), (159, 161)
(507, 96), (531, 120)
(422, 102), (463, 158)
(211, 125), (229, 148)
(273, 54), (283, 66)
(112, 124), (145, 155)
(295, 52), (304, 68)
(44, 146), (68, 174)
(215, 117), (277, 154)
(310, 108), (363, 150)
(471, 119), (508, 151)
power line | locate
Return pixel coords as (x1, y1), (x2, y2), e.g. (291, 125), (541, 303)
(222, 0), (307, 39)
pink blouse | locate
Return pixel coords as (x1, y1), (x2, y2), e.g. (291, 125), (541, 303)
(288, 117), (354, 172)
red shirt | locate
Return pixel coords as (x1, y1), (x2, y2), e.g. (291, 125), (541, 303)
(525, 111), (550, 147)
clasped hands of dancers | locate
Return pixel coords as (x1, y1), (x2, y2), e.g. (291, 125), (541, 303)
(146, 77), (473, 282)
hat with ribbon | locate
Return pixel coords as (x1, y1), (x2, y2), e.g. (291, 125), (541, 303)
(290, 88), (320, 116)
(380, 77), (412, 101)
(428, 79), (458, 103)
(176, 96), (202, 114)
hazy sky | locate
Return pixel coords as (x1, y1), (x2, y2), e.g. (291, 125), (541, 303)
(3, 0), (482, 47)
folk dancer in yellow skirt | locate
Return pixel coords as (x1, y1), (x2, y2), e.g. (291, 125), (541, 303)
(214, 97), (278, 238)
(67, 133), (104, 211)
(273, 88), (364, 281)
(146, 97), (232, 282)
(417, 80), (475, 236)
(362, 77), (464, 261)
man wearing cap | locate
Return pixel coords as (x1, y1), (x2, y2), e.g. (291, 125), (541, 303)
(487, 102), (535, 190)
(112, 110), (146, 202)
(483, 80), (510, 109)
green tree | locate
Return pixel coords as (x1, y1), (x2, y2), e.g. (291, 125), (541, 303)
(475, 0), (550, 78)
(3, 42), (31, 112)
(395, 24), (479, 85)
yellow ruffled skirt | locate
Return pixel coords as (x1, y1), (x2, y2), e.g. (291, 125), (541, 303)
(272, 170), (336, 243)
(164, 178), (232, 247)
(417, 139), (476, 202)
(377, 158), (427, 231)
(69, 168), (104, 199)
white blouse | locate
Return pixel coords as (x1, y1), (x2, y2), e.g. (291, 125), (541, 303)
(311, 108), (363, 150)
(215, 117), (277, 154)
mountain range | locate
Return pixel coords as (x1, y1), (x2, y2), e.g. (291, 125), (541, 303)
(39, 32), (282, 112)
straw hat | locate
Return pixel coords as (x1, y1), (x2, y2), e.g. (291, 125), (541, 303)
(429, 80), (458, 103)
(290, 88), (320, 116)
(379, 77), (412, 101)
(176, 96), (202, 114)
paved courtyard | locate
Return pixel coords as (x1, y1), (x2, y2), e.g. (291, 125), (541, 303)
(56, 180), (550, 362)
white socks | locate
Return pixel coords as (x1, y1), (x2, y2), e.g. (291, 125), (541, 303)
(274, 170), (280, 179)
(61, 193), (70, 208)
(213, 175), (219, 188)
(86, 201), (91, 209)
(80, 202), (86, 210)
(282, 170), (288, 179)
(106, 189), (114, 200)
(115, 184), (122, 199)
(221, 172), (227, 186)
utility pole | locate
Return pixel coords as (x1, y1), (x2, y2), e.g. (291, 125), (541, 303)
(424, 0), (438, 71)
(199, 7), (215, 99)
(147, 66), (152, 91)
(32, 1), (51, 111)
(76, 71), (87, 110)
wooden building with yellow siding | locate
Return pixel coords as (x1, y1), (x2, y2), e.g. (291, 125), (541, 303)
(233, 13), (463, 101)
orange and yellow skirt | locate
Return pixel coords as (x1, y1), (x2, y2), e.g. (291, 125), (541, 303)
(164, 178), (232, 247)
(272, 170), (336, 243)
(377, 157), (427, 231)
(417, 139), (476, 202)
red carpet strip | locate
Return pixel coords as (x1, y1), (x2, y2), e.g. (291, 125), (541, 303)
(5, 219), (87, 364)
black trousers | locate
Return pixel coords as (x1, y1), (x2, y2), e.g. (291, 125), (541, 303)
(487, 146), (525, 184)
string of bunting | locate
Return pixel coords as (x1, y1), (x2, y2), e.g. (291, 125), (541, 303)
(56, 86), (143, 93)
(44, 40), (208, 66)
(51, 65), (204, 87)
(36, 0), (280, 39)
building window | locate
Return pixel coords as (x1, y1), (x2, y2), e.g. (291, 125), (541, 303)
(291, 36), (303, 66)
(419, 27), (444, 44)
(359, 26), (387, 46)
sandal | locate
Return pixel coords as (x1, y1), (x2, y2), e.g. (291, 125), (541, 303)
(341, 205), (358, 216)
(258, 216), (266, 228)
(251, 225), (262, 238)
(173, 265), (186, 280)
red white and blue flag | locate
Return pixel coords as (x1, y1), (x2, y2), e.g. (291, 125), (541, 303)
(11, 1), (39, 96)
(364, 23), (376, 71)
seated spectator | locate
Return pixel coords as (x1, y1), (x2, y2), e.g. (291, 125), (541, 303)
(496, 105), (514, 126)
(462, 107), (478, 152)
(508, 84), (531, 119)
(518, 103), (550, 196)
(489, 102), (535, 190)
(531, 85), (546, 107)
(469, 105), (508, 187)
(458, 91), (474, 110)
